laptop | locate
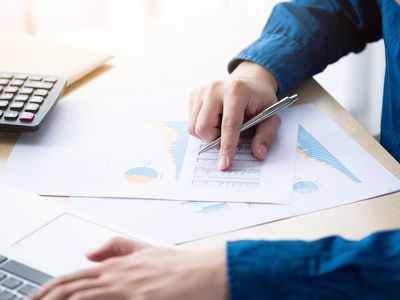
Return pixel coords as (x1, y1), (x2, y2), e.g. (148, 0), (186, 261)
(0, 182), (166, 299)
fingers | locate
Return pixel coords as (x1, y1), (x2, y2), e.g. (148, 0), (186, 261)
(190, 82), (223, 142)
(28, 267), (102, 300)
(188, 89), (203, 138)
(251, 115), (281, 160)
(189, 76), (280, 170)
(37, 278), (104, 300)
(86, 237), (146, 262)
(67, 288), (117, 300)
(219, 82), (247, 170)
(195, 99), (222, 142)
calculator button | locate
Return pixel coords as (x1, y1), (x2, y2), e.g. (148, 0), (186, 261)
(25, 81), (53, 90)
(0, 79), (9, 85)
(29, 75), (42, 81)
(0, 111), (3, 118)
(19, 88), (33, 95)
(4, 86), (18, 93)
(19, 112), (35, 122)
(4, 111), (18, 120)
(14, 95), (29, 102)
(10, 102), (25, 111)
(14, 74), (28, 80)
(43, 77), (57, 83)
(0, 87), (3, 92)
(0, 73), (13, 79)
(0, 94), (13, 101)
(25, 103), (39, 112)
(34, 89), (48, 97)
(0, 101), (7, 109)
(30, 96), (44, 104)
(10, 80), (24, 87)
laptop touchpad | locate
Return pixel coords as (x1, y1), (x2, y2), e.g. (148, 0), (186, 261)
(12, 213), (129, 276)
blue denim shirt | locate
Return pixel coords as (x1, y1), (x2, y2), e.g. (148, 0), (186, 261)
(228, 0), (399, 161)
(228, 230), (400, 299)
(227, 1), (400, 298)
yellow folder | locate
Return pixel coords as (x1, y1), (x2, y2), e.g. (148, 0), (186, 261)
(0, 31), (111, 86)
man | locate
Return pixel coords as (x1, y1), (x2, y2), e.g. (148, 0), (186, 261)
(30, 1), (400, 299)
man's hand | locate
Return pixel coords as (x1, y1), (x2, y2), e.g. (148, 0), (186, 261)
(189, 61), (280, 170)
(28, 237), (227, 300)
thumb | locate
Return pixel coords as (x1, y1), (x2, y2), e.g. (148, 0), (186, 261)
(86, 237), (147, 262)
(251, 115), (281, 160)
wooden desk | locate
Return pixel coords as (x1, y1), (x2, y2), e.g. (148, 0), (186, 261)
(1, 10), (399, 250)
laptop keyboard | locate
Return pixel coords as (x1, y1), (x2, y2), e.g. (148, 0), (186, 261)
(0, 254), (52, 300)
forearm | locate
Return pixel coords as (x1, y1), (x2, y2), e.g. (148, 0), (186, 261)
(228, 0), (382, 95)
(227, 229), (400, 299)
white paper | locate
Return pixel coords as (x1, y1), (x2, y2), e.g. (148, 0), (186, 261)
(71, 104), (400, 244)
(0, 92), (299, 204)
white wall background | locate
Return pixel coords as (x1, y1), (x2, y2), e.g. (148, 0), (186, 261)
(0, 0), (385, 135)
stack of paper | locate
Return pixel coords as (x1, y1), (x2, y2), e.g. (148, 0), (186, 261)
(1, 93), (399, 244)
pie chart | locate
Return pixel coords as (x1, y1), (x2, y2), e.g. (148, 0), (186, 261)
(125, 167), (158, 183)
(293, 181), (319, 194)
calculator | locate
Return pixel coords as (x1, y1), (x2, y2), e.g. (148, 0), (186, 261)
(0, 72), (67, 131)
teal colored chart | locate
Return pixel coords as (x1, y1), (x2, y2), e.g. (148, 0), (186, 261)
(297, 125), (361, 183)
(293, 181), (319, 194)
(181, 201), (230, 214)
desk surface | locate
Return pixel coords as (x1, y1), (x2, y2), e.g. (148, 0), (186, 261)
(1, 10), (400, 250)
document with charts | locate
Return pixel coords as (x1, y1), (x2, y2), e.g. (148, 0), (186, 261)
(71, 104), (400, 244)
(0, 93), (300, 204)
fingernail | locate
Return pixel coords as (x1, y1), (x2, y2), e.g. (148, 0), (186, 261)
(258, 145), (267, 159)
(218, 155), (230, 171)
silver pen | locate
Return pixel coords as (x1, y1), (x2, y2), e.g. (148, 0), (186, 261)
(198, 94), (300, 154)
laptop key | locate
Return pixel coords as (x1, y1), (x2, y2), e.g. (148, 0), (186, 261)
(0, 272), (6, 281)
(0, 260), (52, 286)
(2, 278), (22, 289)
(0, 290), (16, 300)
(18, 284), (37, 296)
(0, 256), (7, 264)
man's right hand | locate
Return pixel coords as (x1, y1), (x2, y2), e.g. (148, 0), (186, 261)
(188, 61), (281, 170)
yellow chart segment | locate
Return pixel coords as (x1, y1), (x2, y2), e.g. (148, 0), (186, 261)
(151, 122), (179, 151)
(125, 167), (159, 183)
(126, 174), (155, 183)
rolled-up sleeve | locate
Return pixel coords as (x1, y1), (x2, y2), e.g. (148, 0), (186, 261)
(228, 0), (382, 95)
(227, 229), (400, 299)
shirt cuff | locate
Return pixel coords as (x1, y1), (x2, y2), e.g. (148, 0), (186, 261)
(227, 240), (311, 300)
(227, 34), (305, 97)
